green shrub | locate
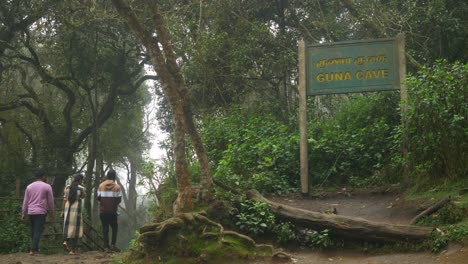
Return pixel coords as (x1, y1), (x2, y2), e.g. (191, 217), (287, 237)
(235, 200), (275, 235)
(302, 229), (334, 249)
(251, 172), (296, 196)
(429, 231), (449, 253)
(428, 224), (468, 253)
(235, 201), (299, 245)
(0, 200), (29, 253)
(445, 224), (468, 242)
(272, 222), (296, 244)
(203, 109), (299, 195)
(309, 92), (400, 186)
(402, 60), (467, 185)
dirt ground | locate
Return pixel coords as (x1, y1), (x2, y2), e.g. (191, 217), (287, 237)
(2, 190), (467, 264)
(0, 251), (114, 264)
(268, 189), (421, 224)
(259, 190), (468, 264)
(255, 243), (468, 264)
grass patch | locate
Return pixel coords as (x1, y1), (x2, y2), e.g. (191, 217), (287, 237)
(406, 179), (468, 208)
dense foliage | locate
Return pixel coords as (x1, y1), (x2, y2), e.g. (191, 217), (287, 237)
(402, 60), (467, 186)
(201, 94), (401, 192)
(308, 93), (401, 187)
(202, 110), (299, 195)
(0, 200), (29, 253)
(0, 0), (152, 195)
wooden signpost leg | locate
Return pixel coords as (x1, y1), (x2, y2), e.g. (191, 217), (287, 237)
(298, 40), (309, 195)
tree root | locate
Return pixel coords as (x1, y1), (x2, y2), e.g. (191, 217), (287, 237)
(139, 217), (185, 244)
(272, 251), (293, 262)
(138, 212), (279, 259)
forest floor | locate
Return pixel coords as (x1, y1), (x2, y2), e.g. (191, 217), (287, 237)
(1, 188), (467, 263)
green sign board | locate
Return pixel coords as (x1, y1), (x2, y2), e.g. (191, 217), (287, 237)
(306, 38), (402, 96)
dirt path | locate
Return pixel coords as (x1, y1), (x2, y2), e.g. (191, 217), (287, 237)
(1, 245), (467, 264)
(2, 190), (466, 263)
(269, 243), (468, 264)
(0, 251), (115, 264)
(268, 189), (420, 224)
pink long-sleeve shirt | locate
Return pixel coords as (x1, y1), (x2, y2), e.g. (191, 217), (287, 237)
(22, 180), (55, 217)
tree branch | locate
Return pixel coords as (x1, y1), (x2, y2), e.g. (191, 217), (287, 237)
(118, 74), (159, 96)
(340, 0), (422, 69)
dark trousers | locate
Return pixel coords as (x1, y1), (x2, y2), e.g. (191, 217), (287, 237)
(29, 214), (46, 252)
(100, 213), (118, 247)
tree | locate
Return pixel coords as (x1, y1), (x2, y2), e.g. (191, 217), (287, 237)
(0, 1), (157, 196)
(339, 0), (468, 68)
(111, 0), (215, 213)
(160, 0), (298, 120)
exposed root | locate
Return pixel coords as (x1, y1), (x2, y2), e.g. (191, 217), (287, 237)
(255, 243), (274, 251)
(138, 212), (276, 258)
(223, 230), (256, 247)
(139, 217), (184, 244)
(272, 251), (292, 262)
(194, 212), (225, 235)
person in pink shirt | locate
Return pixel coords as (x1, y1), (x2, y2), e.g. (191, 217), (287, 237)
(22, 168), (55, 256)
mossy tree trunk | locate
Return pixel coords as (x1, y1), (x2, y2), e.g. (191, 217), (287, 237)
(111, 0), (215, 213)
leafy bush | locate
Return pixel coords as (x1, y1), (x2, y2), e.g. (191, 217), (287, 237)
(235, 200), (298, 245)
(308, 92), (400, 186)
(251, 172), (296, 196)
(203, 109), (299, 195)
(272, 222), (296, 244)
(402, 60), (467, 185)
(235, 200), (275, 235)
(445, 224), (468, 242)
(429, 231), (450, 253)
(301, 229), (334, 249)
(428, 224), (468, 253)
(0, 200), (29, 253)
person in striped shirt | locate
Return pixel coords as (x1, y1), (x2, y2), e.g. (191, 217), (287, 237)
(97, 169), (122, 252)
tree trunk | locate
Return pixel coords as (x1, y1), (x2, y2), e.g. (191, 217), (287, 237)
(181, 94), (214, 203)
(85, 139), (96, 221)
(128, 156), (138, 213)
(247, 190), (433, 243)
(127, 155), (139, 228)
(52, 150), (74, 196)
(93, 151), (103, 222)
(172, 103), (193, 213)
(149, 1), (213, 204)
(110, 0), (216, 213)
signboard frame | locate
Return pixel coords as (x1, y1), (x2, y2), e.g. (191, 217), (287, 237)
(306, 37), (401, 96)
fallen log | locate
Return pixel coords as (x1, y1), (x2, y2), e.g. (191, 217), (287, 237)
(410, 196), (451, 225)
(246, 189), (434, 243)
